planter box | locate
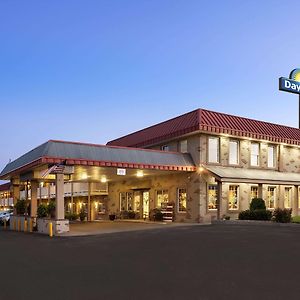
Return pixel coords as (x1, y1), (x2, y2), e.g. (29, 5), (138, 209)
(37, 218), (69, 235)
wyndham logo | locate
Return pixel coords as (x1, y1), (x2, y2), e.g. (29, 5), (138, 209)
(279, 69), (300, 95)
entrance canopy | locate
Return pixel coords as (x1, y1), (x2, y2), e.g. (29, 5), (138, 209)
(0, 140), (196, 181)
(205, 165), (300, 185)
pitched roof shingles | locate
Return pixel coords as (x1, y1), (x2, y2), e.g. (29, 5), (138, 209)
(107, 109), (300, 147)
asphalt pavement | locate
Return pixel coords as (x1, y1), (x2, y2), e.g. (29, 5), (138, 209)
(1, 224), (300, 300)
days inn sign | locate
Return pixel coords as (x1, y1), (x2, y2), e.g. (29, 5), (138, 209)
(279, 69), (300, 94)
(279, 69), (300, 128)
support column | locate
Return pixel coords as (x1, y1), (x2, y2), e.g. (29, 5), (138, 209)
(217, 181), (223, 220)
(293, 186), (299, 216)
(30, 181), (38, 217)
(71, 182), (74, 214)
(12, 183), (20, 205)
(258, 183), (263, 199)
(55, 173), (65, 220)
(87, 182), (91, 221)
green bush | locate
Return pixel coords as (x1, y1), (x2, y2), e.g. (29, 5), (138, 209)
(79, 209), (86, 221)
(273, 208), (292, 223)
(15, 200), (27, 215)
(65, 212), (79, 221)
(47, 201), (56, 218)
(250, 198), (266, 211)
(292, 216), (300, 224)
(37, 203), (48, 218)
(149, 208), (164, 222)
(239, 209), (272, 221)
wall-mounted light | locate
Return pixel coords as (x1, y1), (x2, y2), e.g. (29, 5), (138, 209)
(101, 177), (107, 183)
(136, 170), (144, 177)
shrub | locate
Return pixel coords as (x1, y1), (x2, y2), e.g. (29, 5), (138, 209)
(79, 209), (86, 221)
(238, 209), (272, 221)
(47, 201), (56, 219)
(149, 208), (164, 222)
(65, 212), (79, 221)
(37, 203), (48, 218)
(250, 198), (266, 211)
(15, 200), (27, 215)
(120, 210), (129, 219)
(273, 208), (292, 223)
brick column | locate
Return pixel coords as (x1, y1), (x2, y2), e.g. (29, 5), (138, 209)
(30, 181), (38, 217)
(55, 173), (65, 220)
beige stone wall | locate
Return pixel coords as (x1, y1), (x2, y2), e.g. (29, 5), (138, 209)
(106, 172), (201, 223)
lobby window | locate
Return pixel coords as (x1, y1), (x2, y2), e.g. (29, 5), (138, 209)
(250, 142), (260, 166)
(250, 186), (258, 201)
(208, 184), (218, 210)
(161, 145), (169, 151)
(119, 192), (134, 211)
(179, 140), (188, 153)
(119, 192), (127, 211)
(284, 187), (292, 208)
(229, 140), (239, 165)
(156, 190), (169, 208)
(267, 145), (276, 168)
(208, 137), (220, 163)
(177, 188), (187, 212)
(228, 185), (239, 210)
(267, 187), (276, 209)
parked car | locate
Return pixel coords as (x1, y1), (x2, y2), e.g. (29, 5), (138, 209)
(0, 211), (13, 225)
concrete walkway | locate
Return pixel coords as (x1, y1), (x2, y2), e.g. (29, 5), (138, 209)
(58, 220), (205, 237)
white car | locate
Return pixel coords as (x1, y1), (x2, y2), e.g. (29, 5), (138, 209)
(0, 211), (13, 224)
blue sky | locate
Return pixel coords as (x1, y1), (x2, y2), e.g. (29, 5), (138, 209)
(0, 0), (299, 173)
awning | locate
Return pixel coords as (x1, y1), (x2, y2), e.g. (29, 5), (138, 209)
(205, 166), (300, 185)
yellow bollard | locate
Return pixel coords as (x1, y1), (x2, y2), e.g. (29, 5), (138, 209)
(29, 219), (33, 233)
(24, 219), (27, 233)
(17, 219), (21, 232)
(49, 222), (53, 238)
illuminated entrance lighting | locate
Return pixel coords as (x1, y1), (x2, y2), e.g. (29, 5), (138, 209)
(136, 170), (144, 177)
(101, 177), (107, 183)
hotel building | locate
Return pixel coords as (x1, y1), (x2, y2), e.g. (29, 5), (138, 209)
(1, 108), (300, 229)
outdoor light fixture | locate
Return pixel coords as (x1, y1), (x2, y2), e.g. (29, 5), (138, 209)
(81, 173), (88, 180)
(136, 170), (144, 177)
(101, 177), (107, 183)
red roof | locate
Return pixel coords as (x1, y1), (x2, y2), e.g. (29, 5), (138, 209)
(107, 109), (300, 147)
(0, 183), (10, 192)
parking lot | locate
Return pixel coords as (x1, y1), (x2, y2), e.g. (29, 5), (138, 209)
(1, 223), (300, 300)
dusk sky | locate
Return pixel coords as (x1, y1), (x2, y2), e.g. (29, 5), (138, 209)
(0, 0), (299, 174)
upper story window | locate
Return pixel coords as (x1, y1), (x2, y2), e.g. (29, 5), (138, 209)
(229, 140), (239, 165)
(161, 145), (169, 151)
(208, 137), (220, 163)
(267, 145), (276, 168)
(179, 140), (188, 153)
(250, 142), (260, 166)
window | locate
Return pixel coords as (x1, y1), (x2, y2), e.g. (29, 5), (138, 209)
(177, 188), (187, 212)
(284, 187), (292, 208)
(161, 145), (169, 151)
(156, 190), (169, 208)
(228, 185), (239, 210)
(208, 137), (220, 163)
(208, 185), (218, 210)
(229, 140), (239, 165)
(119, 192), (134, 211)
(251, 143), (260, 166)
(179, 140), (188, 153)
(267, 187), (276, 209)
(250, 186), (258, 201)
(267, 145), (276, 168)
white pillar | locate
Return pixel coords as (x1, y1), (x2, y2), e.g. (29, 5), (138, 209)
(30, 181), (38, 217)
(293, 186), (299, 216)
(55, 173), (65, 220)
(87, 182), (91, 221)
(217, 181), (223, 220)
